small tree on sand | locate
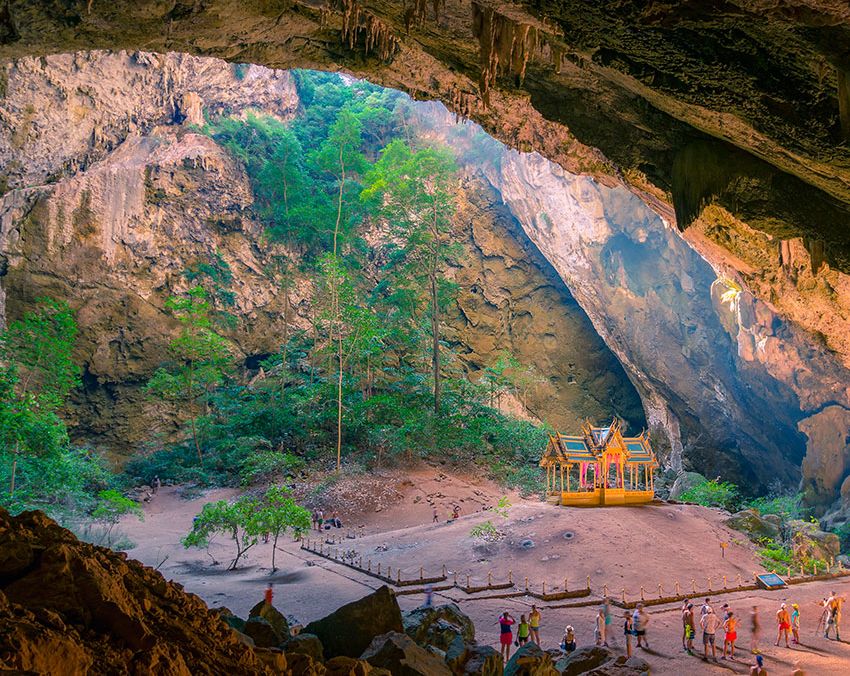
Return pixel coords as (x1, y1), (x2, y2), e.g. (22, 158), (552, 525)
(255, 485), (311, 572)
(183, 496), (261, 570)
(91, 489), (143, 545)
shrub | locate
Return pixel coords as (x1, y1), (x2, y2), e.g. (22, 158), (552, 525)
(680, 479), (741, 511)
(746, 493), (804, 521)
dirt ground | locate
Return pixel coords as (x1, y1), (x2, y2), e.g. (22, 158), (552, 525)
(121, 467), (850, 675)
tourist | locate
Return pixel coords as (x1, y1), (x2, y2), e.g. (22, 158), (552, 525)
(700, 597), (712, 618)
(721, 603), (730, 621)
(700, 605), (720, 661)
(517, 614), (530, 646)
(681, 599), (690, 650)
(723, 610), (738, 660)
(633, 603), (649, 649)
(684, 603), (696, 654)
(790, 603), (800, 644)
(602, 597), (612, 644)
(264, 583), (274, 607)
(750, 605), (761, 654)
(311, 510), (318, 531)
(816, 597), (830, 636)
(432, 506), (438, 523)
(623, 611), (633, 658)
(317, 510), (324, 531)
(152, 475), (161, 494)
(497, 611), (516, 663)
(824, 591), (844, 640)
(529, 604), (541, 645)
(749, 654), (767, 676)
(423, 584), (433, 609)
(595, 607), (607, 646)
(775, 603), (791, 647)
(452, 505), (460, 520)
(561, 625), (576, 654)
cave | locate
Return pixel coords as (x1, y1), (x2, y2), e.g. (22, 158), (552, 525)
(2, 2), (850, 674)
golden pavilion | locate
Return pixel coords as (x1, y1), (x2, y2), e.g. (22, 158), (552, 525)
(540, 418), (658, 506)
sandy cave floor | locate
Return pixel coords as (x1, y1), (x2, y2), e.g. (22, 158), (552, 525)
(120, 467), (850, 675)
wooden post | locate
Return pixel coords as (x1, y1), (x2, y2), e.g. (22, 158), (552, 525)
(586, 575), (591, 590)
(675, 581), (680, 595)
(454, 572), (458, 586)
(568, 578), (572, 593)
(691, 579), (696, 593)
(488, 571), (492, 587)
(658, 583), (663, 598)
(621, 588), (626, 604)
(525, 577), (529, 592)
(377, 563), (381, 575)
(722, 575), (727, 589)
(420, 567), (424, 580)
(387, 566), (392, 579)
(707, 576), (712, 592)
(466, 575), (471, 590)
(368, 560), (371, 572)
(442, 564), (447, 578)
(560, 464), (564, 492)
(640, 586), (645, 601)
(508, 570), (513, 585)
(397, 569), (401, 584)
(542, 581), (546, 596)
(800, 565), (804, 578)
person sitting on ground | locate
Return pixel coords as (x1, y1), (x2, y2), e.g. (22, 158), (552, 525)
(700, 605), (720, 662)
(595, 607), (607, 647)
(775, 603), (791, 648)
(497, 611), (516, 663)
(561, 625), (576, 654)
(749, 653), (767, 676)
(723, 610), (738, 660)
(517, 614), (530, 646)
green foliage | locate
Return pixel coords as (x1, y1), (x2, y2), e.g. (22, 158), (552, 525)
(92, 489), (142, 524)
(833, 523), (850, 553)
(145, 286), (233, 462)
(745, 493), (804, 521)
(757, 538), (795, 570)
(680, 479), (741, 511)
(470, 520), (500, 540)
(183, 487), (310, 570)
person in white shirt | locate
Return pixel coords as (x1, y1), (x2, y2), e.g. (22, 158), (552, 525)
(594, 607), (607, 646)
(633, 604), (650, 648)
(700, 606), (720, 661)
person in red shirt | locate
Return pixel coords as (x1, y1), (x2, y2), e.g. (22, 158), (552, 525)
(264, 583), (274, 607)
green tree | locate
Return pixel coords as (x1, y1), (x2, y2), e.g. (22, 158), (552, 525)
(362, 140), (460, 413)
(0, 298), (79, 495)
(255, 485), (311, 572)
(91, 489), (143, 543)
(146, 286), (232, 463)
(182, 496), (261, 570)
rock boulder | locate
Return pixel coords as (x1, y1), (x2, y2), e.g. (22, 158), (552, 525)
(725, 509), (781, 540)
(504, 642), (559, 676)
(360, 631), (452, 676)
(304, 586), (403, 659)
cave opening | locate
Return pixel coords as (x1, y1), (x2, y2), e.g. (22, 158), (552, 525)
(0, 2), (850, 669)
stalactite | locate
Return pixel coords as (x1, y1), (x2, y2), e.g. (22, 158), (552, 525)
(338, 0), (399, 61)
(471, 1), (562, 107)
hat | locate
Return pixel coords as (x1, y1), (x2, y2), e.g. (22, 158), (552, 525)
(566, 625), (574, 632)
(792, 603), (799, 609)
(781, 603), (786, 608)
(756, 655), (764, 666)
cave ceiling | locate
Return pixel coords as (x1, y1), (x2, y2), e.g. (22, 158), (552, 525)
(2, 0), (849, 268)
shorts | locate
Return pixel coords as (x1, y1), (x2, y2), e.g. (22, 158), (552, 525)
(703, 632), (715, 645)
(779, 622), (791, 631)
(635, 629), (646, 636)
(500, 633), (512, 647)
(725, 632), (737, 642)
(685, 626), (694, 639)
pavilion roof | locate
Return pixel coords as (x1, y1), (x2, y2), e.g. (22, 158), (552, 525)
(542, 420), (658, 467)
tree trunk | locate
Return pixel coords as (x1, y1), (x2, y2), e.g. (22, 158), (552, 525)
(9, 440), (18, 495)
(190, 415), (202, 464)
(272, 531), (280, 572)
(337, 331), (343, 472)
(430, 250), (440, 414)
